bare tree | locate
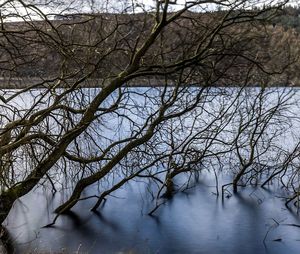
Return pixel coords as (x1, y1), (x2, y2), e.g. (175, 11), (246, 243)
(0, 0), (298, 249)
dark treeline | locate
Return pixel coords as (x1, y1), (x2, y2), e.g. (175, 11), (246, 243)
(0, 7), (299, 86)
(273, 5), (300, 31)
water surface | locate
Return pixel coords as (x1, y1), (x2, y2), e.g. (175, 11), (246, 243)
(5, 173), (300, 254)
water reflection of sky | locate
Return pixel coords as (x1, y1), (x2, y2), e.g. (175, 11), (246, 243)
(5, 172), (300, 254)
(1, 86), (300, 253)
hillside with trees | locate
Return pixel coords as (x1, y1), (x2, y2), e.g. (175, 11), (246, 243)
(273, 5), (300, 31)
(0, 5), (300, 86)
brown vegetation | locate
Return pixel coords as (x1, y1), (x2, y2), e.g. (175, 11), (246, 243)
(0, 1), (300, 252)
(0, 8), (299, 86)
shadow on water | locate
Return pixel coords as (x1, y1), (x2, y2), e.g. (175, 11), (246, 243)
(4, 173), (300, 254)
(92, 210), (121, 231)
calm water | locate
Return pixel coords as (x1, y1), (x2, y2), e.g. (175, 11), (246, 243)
(2, 87), (300, 253)
(4, 172), (300, 254)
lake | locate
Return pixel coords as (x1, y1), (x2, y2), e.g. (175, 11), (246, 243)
(1, 86), (300, 253)
(5, 172), (300, 254)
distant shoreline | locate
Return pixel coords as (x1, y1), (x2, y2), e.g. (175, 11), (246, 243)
(0, 77), (176, 89)
(0, 77), (296, 89)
